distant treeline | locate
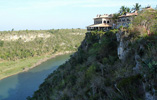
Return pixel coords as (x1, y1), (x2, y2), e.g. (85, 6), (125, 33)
(0, 29), (86, 61)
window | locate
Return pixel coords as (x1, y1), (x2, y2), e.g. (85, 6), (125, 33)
(123, 23), (126, 26)
(94, 21), (102, 24)
(127, 19), (130, 21)
(122, 19), (125, 22)
(104, 21), (106, 23)
(107, 21), (109, 23)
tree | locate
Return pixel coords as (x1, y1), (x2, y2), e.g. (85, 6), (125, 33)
(132, 3), (141, 12)
(26, 29), (29, 33)
(119, 6), (131, 15)
(119, 6), (127, 15)
(133, 10), (157, 35)
(11, 28), (14, 32)
(0, 41), (4, 47)
(112, 13), (120, 23)
(126, 7), (131, 13)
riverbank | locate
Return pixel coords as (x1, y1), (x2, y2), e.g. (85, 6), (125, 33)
(0, 51), (74, 80)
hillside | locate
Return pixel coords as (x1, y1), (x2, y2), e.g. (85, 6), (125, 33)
(0, 29), (86, 80)
(28, 9), (157, 100)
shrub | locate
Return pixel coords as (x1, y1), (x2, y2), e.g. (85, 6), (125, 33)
(86, 65), (97, 79)
(0, 41), (4, 47)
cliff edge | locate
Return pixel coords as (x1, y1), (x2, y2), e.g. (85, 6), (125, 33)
(28, 10), (157, 100)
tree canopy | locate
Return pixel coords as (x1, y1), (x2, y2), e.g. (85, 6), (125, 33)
(132, 3), (141, 12)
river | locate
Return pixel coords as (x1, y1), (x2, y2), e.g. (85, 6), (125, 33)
(0, 53), (72, 100)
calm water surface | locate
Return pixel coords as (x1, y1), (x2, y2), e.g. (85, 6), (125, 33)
(0, 54), (72, 100)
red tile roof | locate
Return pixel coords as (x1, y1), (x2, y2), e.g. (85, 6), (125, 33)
(87, 23), (112, 28)
(119, 12), (138, 18)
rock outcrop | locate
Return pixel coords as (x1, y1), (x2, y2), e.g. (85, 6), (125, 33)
(28, 30), (157, 100)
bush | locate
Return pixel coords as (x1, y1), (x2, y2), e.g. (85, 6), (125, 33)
(86, 65), (97, 79)
(0, 41), (4, 47)
(0, 29), (86, 61)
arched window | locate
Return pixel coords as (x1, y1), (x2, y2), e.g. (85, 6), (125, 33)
(107, 21), (109, 23)
(104, 21), (106, 23)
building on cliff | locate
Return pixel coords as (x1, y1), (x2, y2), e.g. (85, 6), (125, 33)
(117, 11), (138, 28)
(87, 14), (115, 31)
(87, 12), (138, 31)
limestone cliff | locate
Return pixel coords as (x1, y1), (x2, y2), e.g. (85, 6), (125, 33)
(28, 29), (157, 100)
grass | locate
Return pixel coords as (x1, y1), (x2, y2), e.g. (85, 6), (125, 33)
(0, 55), (47, 80)
(0, 29), (86, 80)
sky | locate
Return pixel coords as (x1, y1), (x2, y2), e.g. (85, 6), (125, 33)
(0, 0), (156, 31)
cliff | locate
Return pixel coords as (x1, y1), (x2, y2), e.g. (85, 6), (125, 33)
(28, 10), (157, 100)
(0, 29), (86, 80)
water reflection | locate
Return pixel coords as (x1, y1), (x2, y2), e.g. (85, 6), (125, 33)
(0, 54), (71, 100)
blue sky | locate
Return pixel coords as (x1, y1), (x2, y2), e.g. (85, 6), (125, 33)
(0, 0), (156, 31)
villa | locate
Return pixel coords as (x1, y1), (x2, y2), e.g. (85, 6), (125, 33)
(87, 14), (115, 31)
(87, 12), (138, 31)
(87, 6), (155, 32)
(117, 11), (138, 28)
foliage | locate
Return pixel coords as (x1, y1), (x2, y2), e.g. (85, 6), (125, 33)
(0, 55), (47, 79)
(132, 9), (157, 36)
(29, 30), (121, 100)
(0, 29), (86, 80)
(0, 41), (4, 47)
(142, 58), (157, 73)
(119, 6), (131, 15)
(0, 29), (86, 61)
(118, 3), (141, 16)
(29, 27), (157, 100)
(112, 13), (120, 23)
(132, 3), (141, 12)
(126, 7), (131, 13)
(119, 6), (127, 15)
(86, 65), (97, 79)
(117, 75), (144, 100)
(28, 8), (157, 100)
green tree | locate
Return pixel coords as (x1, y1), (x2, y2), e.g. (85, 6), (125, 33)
(133, 9), (157, 35)
(26, 29), (29, 33)
(112, 13), (120, 23)
(0, 41), (4, 47)
(119, 6), (127, 15)
(11, 28), (14, 32)
(132, 3), (141, 12)
(119, 6), (131, 15)
(126, 7), (131, 13)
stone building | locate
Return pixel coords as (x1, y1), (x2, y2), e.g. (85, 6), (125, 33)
(117, 11), (138, 28)
(87, 11), (139, 31)
(87, 14), (115, 31)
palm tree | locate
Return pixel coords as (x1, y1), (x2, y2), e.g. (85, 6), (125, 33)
(119, 6), (127, 15)
(132, 3), (141, 12)
(112, 13), (120, 28)
(112, 13), (120, 23)
(126, 7), (131, 13)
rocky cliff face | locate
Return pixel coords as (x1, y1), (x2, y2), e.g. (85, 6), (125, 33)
(28, 30), (157, 100)
(116, 30), (157, 100)
(116, 31), (131, 61)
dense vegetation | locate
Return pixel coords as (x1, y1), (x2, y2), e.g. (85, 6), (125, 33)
(113, 3), (143, 24)
(0, 29), (86, 80)
(0, 29), (86, 61)
(29, 9), (157, 100)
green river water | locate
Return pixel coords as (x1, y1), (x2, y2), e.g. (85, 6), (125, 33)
(0, 53), (72, 100)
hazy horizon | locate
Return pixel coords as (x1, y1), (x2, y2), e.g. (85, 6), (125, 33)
(0, 0), (156, 31)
